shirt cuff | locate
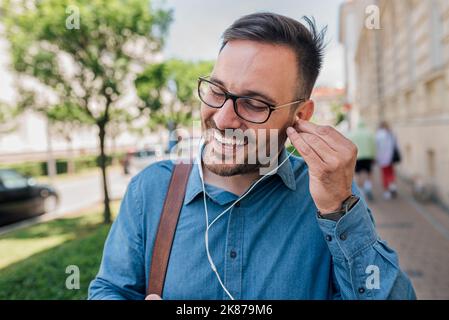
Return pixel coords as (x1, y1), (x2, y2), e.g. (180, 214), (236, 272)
(316, 198), (377, 261)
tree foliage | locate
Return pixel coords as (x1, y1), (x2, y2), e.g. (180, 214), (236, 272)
(135, 59), (214, 129)
(0, 104), (21, 134)
(1, 0), (173, 223)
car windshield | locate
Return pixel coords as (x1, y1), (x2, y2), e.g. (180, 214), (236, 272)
(0, 170), (29, 189)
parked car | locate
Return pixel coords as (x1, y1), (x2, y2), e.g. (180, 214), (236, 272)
(0, 169), (59, 226)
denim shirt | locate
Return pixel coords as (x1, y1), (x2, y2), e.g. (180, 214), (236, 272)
(88, 151), (416, 300)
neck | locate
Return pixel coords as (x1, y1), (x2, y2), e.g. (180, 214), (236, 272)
(202, 165), (260, 196)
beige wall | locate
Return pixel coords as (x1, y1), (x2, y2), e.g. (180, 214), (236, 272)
(395, 120), (449, 206)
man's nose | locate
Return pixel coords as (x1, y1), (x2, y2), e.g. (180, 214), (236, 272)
(213, 98), (242, 130)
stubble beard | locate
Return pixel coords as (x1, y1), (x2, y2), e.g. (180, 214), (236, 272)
(201, 118), (290, 177)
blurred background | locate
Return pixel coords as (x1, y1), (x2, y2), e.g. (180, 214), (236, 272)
(0, 0), (448, 299)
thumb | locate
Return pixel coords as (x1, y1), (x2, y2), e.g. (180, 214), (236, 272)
(145, 294), (162, 300)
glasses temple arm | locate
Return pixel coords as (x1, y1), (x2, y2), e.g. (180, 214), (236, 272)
(272, 99), (307, 110)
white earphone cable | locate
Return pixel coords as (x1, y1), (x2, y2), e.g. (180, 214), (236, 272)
(198, 140), (295, 300)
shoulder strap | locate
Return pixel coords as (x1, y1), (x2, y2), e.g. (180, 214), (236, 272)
(147, 162), (193, 297)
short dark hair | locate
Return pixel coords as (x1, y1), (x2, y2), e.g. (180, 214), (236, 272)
(221, 12), (327, 99)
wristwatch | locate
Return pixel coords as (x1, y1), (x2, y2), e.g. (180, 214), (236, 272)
(317, 194), (360, 222)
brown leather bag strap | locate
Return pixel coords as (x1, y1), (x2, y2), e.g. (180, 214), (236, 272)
(147, 162), (193, 297)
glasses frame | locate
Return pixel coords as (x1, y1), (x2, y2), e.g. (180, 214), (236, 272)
(197, 76), (306, 124)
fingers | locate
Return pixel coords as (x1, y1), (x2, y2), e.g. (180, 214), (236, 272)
(294, 118), (349, 152)
(299, 133), (339, 165)
(287, 127), (338, 163)
(287, 127), (325, 165)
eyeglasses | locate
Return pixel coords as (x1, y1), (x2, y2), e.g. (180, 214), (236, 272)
(197, 76), (305, 124)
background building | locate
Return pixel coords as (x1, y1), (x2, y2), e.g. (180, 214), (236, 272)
(312, 86), (346, 127)
(339, 0), (449, 209)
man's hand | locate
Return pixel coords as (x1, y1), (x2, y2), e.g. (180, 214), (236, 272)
(287, 118), (357, 214)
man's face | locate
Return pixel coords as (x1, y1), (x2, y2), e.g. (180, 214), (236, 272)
(201, 40), (302, 176)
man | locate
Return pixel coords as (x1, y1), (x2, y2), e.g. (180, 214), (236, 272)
(347, 121), (376, 201)
(89, 12), (415, 300)
(375, 121), (399, 200)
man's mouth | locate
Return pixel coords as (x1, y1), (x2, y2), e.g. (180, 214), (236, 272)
(209, 130), (250, 157)
(213, 130), (246, 146)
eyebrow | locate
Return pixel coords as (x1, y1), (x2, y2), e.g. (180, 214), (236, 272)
(209, 76), (277, 105)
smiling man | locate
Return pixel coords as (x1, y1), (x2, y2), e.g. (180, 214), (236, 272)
(89, 12), (416, 300)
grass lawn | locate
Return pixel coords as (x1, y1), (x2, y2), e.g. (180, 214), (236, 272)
(0, 202), (119, 299)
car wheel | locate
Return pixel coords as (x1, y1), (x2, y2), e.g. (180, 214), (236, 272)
(44, 195), (58, 214)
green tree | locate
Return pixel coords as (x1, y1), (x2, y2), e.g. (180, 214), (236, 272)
(1, 0), (173, 223)
(135, 59), (214, 130)
(0, 103), (21, 134)
(330, 101), (346, 126)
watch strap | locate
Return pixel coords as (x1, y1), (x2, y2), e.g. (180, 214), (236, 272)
(317, 194), (359, 222)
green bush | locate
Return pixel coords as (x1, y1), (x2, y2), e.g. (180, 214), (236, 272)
(0, 162), (45, 177)
(74, 155), (98, 172)
(41, 160), (69, 175)
(0, 153), (124, 178)
(95, 155), (113, 168)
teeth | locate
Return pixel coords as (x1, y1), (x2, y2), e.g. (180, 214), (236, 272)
(213, 131), (245, 146)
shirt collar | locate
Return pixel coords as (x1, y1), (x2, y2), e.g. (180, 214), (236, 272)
(184, 162), (206, 205)
(275, 148), (297, 191)
(184, 147), (297, 205)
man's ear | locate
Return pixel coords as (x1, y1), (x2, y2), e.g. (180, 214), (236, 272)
(295, 100), (314, 121)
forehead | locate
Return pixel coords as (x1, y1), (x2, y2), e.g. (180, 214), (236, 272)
(212, 40), (298, 102)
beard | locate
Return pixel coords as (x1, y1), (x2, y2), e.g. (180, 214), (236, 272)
(201, 118), (290, 177)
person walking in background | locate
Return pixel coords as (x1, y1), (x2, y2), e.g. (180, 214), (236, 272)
(347, 121), (376, 201)
(375, 121), (399, 199)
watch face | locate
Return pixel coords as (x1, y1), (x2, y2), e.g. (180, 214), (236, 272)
(344, 195), (359, 211)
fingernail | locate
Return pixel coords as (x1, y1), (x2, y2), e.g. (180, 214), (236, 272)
(287, 127), (295, 135)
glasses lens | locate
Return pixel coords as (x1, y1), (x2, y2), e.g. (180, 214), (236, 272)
(236, 98), (270, 123)
(198, 80), (226, 108)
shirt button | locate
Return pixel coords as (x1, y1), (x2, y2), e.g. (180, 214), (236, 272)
(339, 233), (347, 241)
(230, 250), (237, 259)
(358, 287), (365, 294)
(325, 235), (332, 241)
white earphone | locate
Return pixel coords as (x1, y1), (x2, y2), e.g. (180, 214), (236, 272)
(196, 137), (295, 300)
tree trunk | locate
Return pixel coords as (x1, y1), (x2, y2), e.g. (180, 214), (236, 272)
(98, 124), (112, 224)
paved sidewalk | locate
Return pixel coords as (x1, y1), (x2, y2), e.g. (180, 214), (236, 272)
(366, 173), (449, 300)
